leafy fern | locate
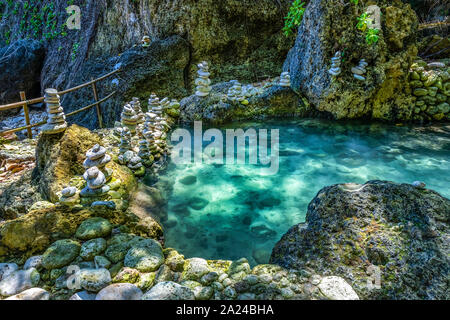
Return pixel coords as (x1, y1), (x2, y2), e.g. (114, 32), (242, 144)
(283, 0), (306, 37)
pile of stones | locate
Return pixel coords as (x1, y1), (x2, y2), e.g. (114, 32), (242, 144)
(328, 51), (342, 77)
(41, 89), (67, 134)
(141, 36), (151, 48)
(148, 94), (163, 116)
(121, 104), (139, 134)
(409, 59), (450, 122)
(279, 72), (291, 87)
(119, 128), (132, 156)
(80, 167), (110, 198)
(83, 144), (112, 181)
(59, 186), (80, 206)
(138, 139), (153, 167)
(127, 156), (145, 177)
(130, 98), (145, 125)
(195, 61), (212, 97)
(165, 99), (181, 118)
(351, 59), (368, 81)
(227, 80), (245, 103)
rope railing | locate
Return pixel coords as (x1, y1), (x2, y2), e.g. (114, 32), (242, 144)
(0, 69), (121, 138)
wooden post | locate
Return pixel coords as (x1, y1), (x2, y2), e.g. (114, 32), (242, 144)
(20, 91), (32, 139)
(91, 78), (103, 128)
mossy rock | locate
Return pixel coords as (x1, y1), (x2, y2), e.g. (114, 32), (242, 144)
(80, 238), (107, 261)
(123, 239), (164, 272)
(75, 217), (113, 240)
(41, 239), (81, 270)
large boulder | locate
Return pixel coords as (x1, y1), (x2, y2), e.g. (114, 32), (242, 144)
(284, 0), (420, 121)
(180, 82), (312, 124)
(32, 124), (136, 202)
(270, 180), (450, 299)
(0, 40), (45, 117)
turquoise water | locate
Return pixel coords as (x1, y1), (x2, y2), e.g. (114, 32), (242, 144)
(159, 119), (450, 266)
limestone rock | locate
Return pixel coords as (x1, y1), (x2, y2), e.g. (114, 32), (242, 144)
(142, 281), (194, 300)
(181, 258), (210, 281)
(24, 256), (43, 271)
(75, 217), (112, 240)
(42, 239), (81, 270)
(79, 268), (111, 292)
(124, 239), (164, 272)
(5, 287), (50, 300)
(69, 290), (97, 300)
(96, 283), (143, 300)
(317, 276), (359, 300)
(0, 263), (19, 281)
(80, 238), (107, 261)
(0, 268), (40, 296)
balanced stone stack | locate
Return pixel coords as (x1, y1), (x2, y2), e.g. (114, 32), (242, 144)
(138, 139), (153, 167)
(59, 186), (80, 206)
(83, 144), (112, 180)
(328, 51), (342, 77)
(130, 98), (145, 124)
(352, 59), (368, 81)
(241, 84), (260, 98)
(127, 156), (145, 177)
(121, 104), (139, 134)
(80, 166), (110, 197)
(149, 94), (163, 116)
(409, 59), (450, 122)
(119, 127), (132, 155)
(279, 72), (291, 87)
(195, 61), (212, 97)
(227, 80), (245, 102)
(142, 36), (151, 48)
(42, 88), (67, 134)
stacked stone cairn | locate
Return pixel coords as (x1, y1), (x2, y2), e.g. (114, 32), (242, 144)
(127, 155), (145, 177)
(138, 139), (153, 167)
(59, 186), (80, 206)
(241, 84), (261, 98)
(149, 94), (163, 116)
(121, 104), (139, 134)
(352, 59), (368, 81)
(409, 59), (450, 122)
(328, 51), (342, 77)
(83, 144), (112, 181)
(80, 166), (110, 198)
(42, 88), (67, 134)
(130, 97), (145, 124)
(119, 127), (132, 155)
(227, 80), (245, 103)
(195, 61), (212, 97)
(279, 72), (291, 87)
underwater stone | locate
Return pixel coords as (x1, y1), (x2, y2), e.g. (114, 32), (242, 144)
(179, 175), (197, 185)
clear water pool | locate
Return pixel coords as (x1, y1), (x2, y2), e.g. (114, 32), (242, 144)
(158, 119), (450, 266)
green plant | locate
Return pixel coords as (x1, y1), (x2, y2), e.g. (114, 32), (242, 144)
(283, 0), (306, 37)
(356, 13), (371, 31)
(366, 28), (380, 45)
(349, 0), (358, 4)
(71, 41), (80, 61)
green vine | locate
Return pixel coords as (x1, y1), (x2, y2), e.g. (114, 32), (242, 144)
(283, 0), (306, 37)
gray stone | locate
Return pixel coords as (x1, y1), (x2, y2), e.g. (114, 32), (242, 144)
(79, 268), (111, 292)
(142, 281), (195, 300)
(0, 268), (40, 296)
(0, 263), (19, 281)
(124, 239), (164, 272)
(95, 256), (111, 269)
(318, 276), (359, 300)
(181, 258), (210, 281)
(23, 256), (43, 271)
(75, 217), (113, 240)
(80, 238), (107, 261)
(5, 288), (49, 300)
(193, 286), (214, 300)
(96, 283), (143, 300)
(69, 290), (97, 300)
(42, 239), (81, 270)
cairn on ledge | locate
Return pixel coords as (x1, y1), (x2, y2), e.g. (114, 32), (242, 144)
(138, 139), (153, 167)
(80, 166), (110, 197)
(59, 186), (80, 206)
(328, 51), (342, 77)
(227, 80), (245, 103)
(141, 36), (151, 48)
(42, 88), (67, 134)
(119, 127), (132, 155)
(83, 144), (112, 180)
(130, 97), (145, 124)
(149, 94), (163, 116)
(121, 104), (139, 134)
(352, 59), (368, 81)
(195, 61), (212, 97)
(279, 72), (291, 87)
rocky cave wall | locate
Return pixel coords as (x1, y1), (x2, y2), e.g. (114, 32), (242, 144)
(0, 0), (293, 127)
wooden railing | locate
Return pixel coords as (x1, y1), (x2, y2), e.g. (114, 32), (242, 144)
(0, 69), (121, 139)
